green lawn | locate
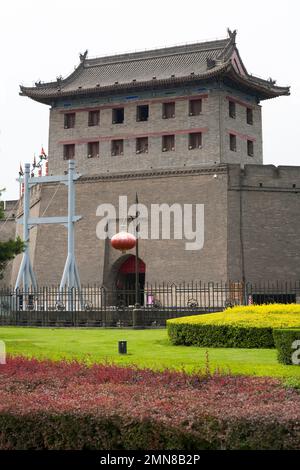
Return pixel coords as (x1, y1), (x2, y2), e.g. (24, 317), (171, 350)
(0, 326), (300, 381)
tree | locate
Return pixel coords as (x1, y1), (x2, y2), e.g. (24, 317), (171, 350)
(0, 190), (25, 280)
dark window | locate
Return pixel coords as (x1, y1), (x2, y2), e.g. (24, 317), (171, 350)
(247, 107), (253, 125)
(229, 134), (237, 152)
(162, 135), (175, 152)
(229, 100), (236, 119)
(112, 108), (124, 124)
(88, 110), (100, 126)
(247, 140), (254, 157)
(87, 141), (99, 158)
(189, 99), (202, 116)
(63, 144), (75, 160)
(111, 139), (124, 156)
(162, 102), (175, 119)
(64, 113), (75, 129)
(189, 132), (202, 150)
(136, 137), (148, 154)
(136, 105), (149, 122)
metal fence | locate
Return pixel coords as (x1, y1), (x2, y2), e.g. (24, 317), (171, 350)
(0, 281), (299, 327)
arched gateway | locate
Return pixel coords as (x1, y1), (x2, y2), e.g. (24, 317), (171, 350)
(115, 255), (145, 306)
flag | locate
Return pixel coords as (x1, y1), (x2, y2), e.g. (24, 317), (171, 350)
(40, 147), (47, 159)
(32, 155), (37, 168)
(19, 163), (24, 177)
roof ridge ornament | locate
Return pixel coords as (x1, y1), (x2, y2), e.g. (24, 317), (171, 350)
(206, 57), (216, 69)
(19, 37), (290, 103)
(227, 28), (237, 44)
(79, 50), (88, 63)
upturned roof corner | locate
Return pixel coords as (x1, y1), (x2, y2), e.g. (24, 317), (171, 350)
(19, 29), (290, 104)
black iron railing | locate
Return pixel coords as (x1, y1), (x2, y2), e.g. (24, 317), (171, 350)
(0, 281), (299, 327)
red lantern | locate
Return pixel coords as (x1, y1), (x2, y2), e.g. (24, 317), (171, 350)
(111, 231), (136, 253)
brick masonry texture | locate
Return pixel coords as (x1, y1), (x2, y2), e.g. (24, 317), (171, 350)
(48, 85), (262, 177)
(24, 169), (228, 285)
(6, 163), (300, 287)
(4, 81), (298, 286)
(228, 165), (300, 282)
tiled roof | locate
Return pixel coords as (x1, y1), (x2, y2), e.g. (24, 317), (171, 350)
(20, 32), (290, 103)
(80, 38), (231, 85)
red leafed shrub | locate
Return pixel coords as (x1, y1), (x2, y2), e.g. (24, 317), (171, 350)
(0, 356), (299, 449)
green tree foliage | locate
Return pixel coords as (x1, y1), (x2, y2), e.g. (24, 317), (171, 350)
(0, 191), (25, 279)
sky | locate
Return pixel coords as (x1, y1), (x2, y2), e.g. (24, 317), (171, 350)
(0, 0), (299, 200)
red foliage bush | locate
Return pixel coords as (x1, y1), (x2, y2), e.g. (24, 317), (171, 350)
(0, 356), (299, 449)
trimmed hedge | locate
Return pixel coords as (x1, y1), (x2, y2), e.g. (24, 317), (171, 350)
(0, 412), (299, 450)
(273, 329), (300, 365)
(167, 304), (300, 348)
(167, 322), (275, 348)
(0, 413), (210, 450)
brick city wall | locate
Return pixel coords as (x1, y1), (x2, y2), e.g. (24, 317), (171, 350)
(227, 164), (300, 282)
(6, 164), (300, 287)
(10, 166), (229, 286)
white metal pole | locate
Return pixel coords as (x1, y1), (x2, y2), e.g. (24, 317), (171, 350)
(23, 164), (30, 290)
(59, 159), (81, 292)
(68, 160), (75, 287)
(15, 163), (37, 292)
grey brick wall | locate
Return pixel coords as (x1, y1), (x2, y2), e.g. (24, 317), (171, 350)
(227, 164), (300, 282)
(6, 164), (300, 287)
(48, 86), (262, 177)
(9, 167), (228, 286)
(220, 90), (262, 166)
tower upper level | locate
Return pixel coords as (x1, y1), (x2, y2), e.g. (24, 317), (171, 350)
(20, 29), (290, 176)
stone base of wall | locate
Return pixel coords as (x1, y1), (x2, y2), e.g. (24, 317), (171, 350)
(0, 308), (212, 328)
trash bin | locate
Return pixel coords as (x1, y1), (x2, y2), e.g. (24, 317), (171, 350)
(118, 340), (127, 354)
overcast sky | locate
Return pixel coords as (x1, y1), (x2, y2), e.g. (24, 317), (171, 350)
(0, 0), (299, 200)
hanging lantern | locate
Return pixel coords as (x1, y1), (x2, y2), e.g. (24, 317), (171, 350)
(111, 230), (136, 253)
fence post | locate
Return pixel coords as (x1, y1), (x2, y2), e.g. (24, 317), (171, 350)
(132, 307), (145, 329)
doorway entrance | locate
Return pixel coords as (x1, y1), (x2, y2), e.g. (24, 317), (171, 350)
(115, 255), (145, 306)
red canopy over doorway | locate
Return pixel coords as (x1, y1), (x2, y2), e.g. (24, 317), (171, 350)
(118, 256), (146, 274)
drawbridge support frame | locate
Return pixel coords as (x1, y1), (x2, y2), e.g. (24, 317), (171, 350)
(15, 160), (82, 292)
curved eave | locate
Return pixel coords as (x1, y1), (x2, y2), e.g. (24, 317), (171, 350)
(19, 63), (231, 104)
(20, 62), (290, 105)
(225, 67), (290, 100)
